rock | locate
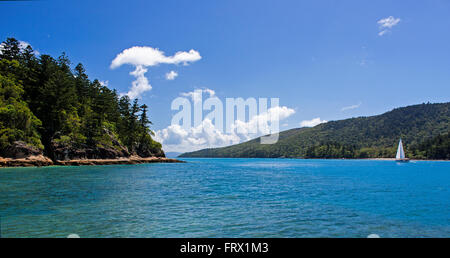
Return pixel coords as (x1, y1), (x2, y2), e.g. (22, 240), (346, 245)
(0, 154), (184, 168)
(51, 144), (131, 161)
(135, 148), (165, 158)
(50, 129), (130, 161)
(0, 155), (53, 167)
(53, 156), (185, 166)
(0, 129), (173, 167)
(3, 141), (43, 159)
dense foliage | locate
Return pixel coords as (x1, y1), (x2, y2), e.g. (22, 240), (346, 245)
(0, 38), (163, 158)
(181, 103), (450, 159)
(410, 132), (450, 160)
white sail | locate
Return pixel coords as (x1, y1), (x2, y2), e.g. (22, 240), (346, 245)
(396, 139), (405, 160)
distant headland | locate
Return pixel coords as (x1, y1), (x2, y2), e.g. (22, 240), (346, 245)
(180, 102), (450, 160)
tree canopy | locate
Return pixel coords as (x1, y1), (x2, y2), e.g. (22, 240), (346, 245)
(181, 102), (450, 159)
(0, 37), (163, 159)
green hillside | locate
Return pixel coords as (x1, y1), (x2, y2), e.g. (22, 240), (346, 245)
(0, 37), (164, 160)
(180, 102), (450, 159)
(410, 131), (450, 160)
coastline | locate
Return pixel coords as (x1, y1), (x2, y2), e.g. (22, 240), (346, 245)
(2, 155), (447, 168)
(366, 158), (449, 161)
(180, 156), (449, 161)
(0, 155), (185, 168)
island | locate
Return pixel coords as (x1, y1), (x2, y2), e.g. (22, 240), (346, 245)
(0, 38), (182, 167)
(180, 102), (450, 160)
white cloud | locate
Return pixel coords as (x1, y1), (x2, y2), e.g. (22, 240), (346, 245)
(230, 105), (295, 141)
(181, 88), (215, 103)
(110, 46), (201, 69)
(378, 16), (401, 29)
(154, 119), (241, 153)
(0, 40), (40, 55)
(99, 80), (109, 87)
(377, 16), (401, 36)
(341, 102), (362, 111)
(154, 90), (295, 152)
(165, 70), (178, 80)
(110, 46), (201, 98)
(18, 41), (30, 51)
(126, 65), (152, 99)
(300, 117), (327, 128)
(378, 30), (388, 36)
(155, 124), (190, 145)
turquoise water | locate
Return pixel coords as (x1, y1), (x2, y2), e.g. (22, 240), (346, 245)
(0, 158), (449, 238)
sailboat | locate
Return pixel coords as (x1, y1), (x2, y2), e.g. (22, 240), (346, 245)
(395, 139), (409, 162)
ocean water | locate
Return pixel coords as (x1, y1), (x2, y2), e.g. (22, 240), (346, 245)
(0, 158), (449, 238)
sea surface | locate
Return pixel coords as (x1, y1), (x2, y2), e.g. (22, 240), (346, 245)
(0, 158), (449, 238)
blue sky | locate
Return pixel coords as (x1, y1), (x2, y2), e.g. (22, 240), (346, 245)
(2, 0), (450, 151)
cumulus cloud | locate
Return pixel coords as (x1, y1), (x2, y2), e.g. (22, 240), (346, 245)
(110, 46), (201, 69)
(110, 46), (201, 98)
(341, 102), (362, 111)
(99, 80), (109, 87)
(126, 65), (152, 99)
(232, 106), (295, 140)
(0, 40), (40, 55)
(378, 16), (401, 36)
(181, 88), (215, 103)
(155, 119), (241, 152)
(300, 117), (327, 128)
(15, 41), (37, 54)
(154, 90), (295, 152)
(165, 70), (178, 80)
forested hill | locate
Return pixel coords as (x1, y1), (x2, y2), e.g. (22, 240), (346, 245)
(0, 37), (164, 160)
(180, 102), (450, 159)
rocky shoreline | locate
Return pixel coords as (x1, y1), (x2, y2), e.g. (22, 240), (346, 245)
(0, 140), (185, 168)
(0, 155), (184, 168)
(0, 155), (53, 167)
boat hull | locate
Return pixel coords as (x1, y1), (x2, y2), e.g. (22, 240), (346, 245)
(396, 159), (410, 162)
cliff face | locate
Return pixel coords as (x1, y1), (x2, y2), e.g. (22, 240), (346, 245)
(50, 143), (130, 161)
(0, 128), (166, 166)
(48, 127), (166, 161)
(134, 147), (165, 158)
(0, 141), (53, 167)
(2, 141), (43, 159)
(49, 129), (131, 161)
(0, 139), (176, 167)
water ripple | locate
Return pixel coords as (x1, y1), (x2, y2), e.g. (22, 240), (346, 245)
(0, 159), (449, 237)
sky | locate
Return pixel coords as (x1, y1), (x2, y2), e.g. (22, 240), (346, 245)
(1, 0), (450, 152)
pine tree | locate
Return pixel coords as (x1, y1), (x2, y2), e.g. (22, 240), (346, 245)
(0, 37), (165, 159)
(0, 38), (21, 61)
(0, 73), (43, 154)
